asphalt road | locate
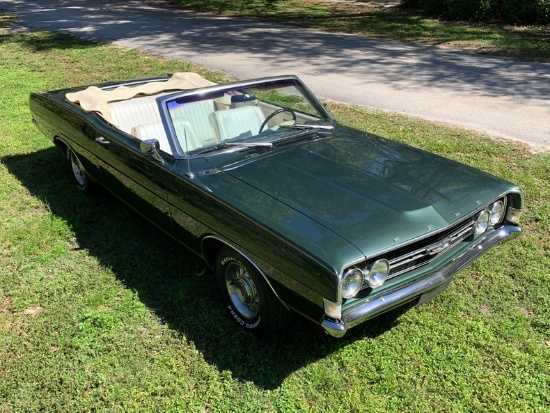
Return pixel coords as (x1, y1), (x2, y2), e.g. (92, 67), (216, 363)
(3, 0), (549, 151)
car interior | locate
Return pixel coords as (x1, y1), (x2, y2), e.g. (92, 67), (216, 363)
(66, 72), (318, 156)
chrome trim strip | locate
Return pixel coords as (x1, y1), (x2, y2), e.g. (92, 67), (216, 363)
(322, 224), (521, 338)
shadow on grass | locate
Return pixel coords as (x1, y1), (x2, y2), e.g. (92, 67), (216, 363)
(0, 29), (104, 52)
(3, 146), (410, 389)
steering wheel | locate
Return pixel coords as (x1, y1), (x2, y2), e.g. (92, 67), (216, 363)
(259, 108), (297, 133)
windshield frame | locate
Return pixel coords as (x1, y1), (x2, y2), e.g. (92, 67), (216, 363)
(157, 75), (334, 159)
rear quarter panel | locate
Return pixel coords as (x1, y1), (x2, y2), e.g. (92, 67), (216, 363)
(30, 91), (100, 178)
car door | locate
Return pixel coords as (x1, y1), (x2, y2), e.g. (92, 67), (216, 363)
(87, 122), (174, 235)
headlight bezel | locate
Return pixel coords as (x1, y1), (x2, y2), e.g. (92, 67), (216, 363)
(340, 259), (390, 300)
(474, 209), (490, 235)
(474, 197), (513, 235)
(341, 268), (364, 299)
(489, 199), (506, 225)
(365, 259), (390, 289)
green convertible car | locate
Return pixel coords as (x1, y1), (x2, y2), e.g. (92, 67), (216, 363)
(29, 73), (523, 337)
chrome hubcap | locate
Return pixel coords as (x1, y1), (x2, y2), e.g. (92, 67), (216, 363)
(225, 262), (259, 319)
(69, 150), (87, 187)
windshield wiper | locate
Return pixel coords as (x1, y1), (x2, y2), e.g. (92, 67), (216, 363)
(223, 142), (273, 147)
(279, 124), (334, 130)
(194, 141), (273, 155)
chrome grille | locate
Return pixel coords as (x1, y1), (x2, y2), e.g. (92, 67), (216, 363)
(384, 219), (475, 279)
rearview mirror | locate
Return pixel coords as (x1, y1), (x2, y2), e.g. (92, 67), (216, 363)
(231, 93), (256, 103)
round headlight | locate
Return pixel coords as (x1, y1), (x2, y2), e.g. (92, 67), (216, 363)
(366, 259), (389, 288)
(474, 210), (490, 235)
(341, 268), (364, 299)
(489, 200), (505, 225)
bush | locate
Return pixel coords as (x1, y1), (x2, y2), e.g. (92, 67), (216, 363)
(401, 0), (550, 24)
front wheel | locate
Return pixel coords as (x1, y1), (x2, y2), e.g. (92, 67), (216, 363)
(215, 246), (292, 336)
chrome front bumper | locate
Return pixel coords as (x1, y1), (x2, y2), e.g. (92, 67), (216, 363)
(322, 224), (522, 338)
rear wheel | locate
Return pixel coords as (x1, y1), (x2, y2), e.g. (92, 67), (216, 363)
(66, 146), (93, 193)
(215, 246), (292, 336)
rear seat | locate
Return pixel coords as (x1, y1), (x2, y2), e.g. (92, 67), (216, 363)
(108, 96), (162, 135)
(109, 95), (177, 153)
(65, 72), (218, 145)
(109, 95), (221, 153)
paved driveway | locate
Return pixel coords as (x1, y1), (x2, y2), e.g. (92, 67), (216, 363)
(3, 0), (549, 150)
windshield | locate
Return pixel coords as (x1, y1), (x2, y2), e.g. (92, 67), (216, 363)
(160, 77), (332, 155)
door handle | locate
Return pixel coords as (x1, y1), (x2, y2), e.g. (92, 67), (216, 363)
(95, 136), (110, 145)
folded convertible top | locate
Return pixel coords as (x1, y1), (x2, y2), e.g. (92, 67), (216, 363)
(65, 72), (216, 123)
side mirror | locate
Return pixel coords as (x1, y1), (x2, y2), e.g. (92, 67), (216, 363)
(140, 139), (165, 164)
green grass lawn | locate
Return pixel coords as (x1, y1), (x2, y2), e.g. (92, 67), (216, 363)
(171, 0), (550, 62)
(1, 14), (549, 412)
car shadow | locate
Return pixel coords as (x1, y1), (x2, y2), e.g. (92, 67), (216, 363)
(3, 146), (410, 389)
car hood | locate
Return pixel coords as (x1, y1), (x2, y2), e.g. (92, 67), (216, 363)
(208, 129), (516, 258)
